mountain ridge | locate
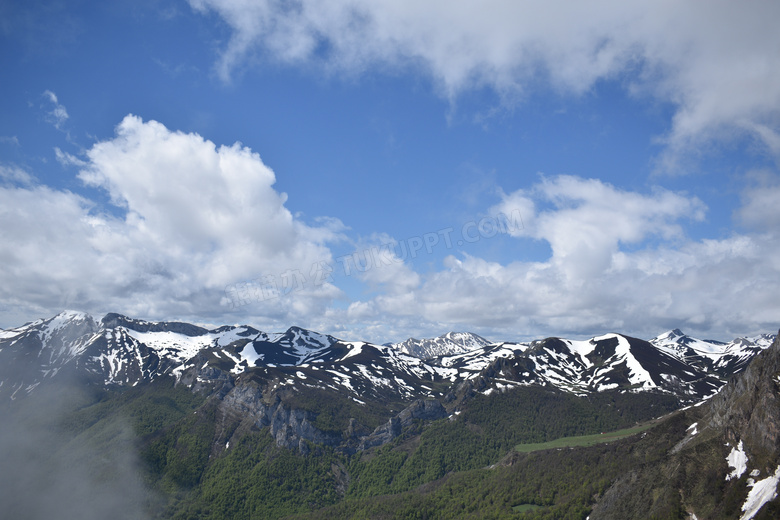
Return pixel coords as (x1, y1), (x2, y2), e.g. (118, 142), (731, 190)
(1, 311), (774, 406)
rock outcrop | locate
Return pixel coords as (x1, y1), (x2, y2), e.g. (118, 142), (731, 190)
(705, 331), (780, 459)
(359, 399), (447, 450)
(205, 371), (447, 455)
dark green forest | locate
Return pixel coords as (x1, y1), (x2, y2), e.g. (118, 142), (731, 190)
(0, 377), (698, 520)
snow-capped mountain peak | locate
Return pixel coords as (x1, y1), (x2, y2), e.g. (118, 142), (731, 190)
(393, 331), (491, 359)
(649, 329), (776, 376)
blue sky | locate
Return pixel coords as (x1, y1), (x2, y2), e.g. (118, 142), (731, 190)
(1, 0), (779, 343)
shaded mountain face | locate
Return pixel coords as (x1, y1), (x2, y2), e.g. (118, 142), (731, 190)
(0, 312), (775, 454)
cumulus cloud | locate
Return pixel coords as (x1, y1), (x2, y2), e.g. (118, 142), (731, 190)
(340, 232), (421, 295)
(493, 175), (706, 280)
(189, 0), (780, 165)
(343, 175), (779, 341)
(0, 115), (343, 328)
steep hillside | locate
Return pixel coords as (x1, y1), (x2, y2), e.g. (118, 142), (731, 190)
(589, 330), (780, 519)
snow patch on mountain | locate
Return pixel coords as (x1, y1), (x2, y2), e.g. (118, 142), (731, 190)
(125, 329), (212, 364)
(726, 441), (749, 481)
(563, 338), (597, 367)
(601, 333), (656, 389)
(740, 465), (780, 520)
(239, 342), (263, 366)
(214, 326), (261, 347)
(338, 342), (365, 361)
(436, 342), (529, 373)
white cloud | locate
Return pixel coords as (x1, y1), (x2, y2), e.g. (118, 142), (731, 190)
(0, 115), (343, 328)
(343, 233), (421, 295)
(42, 90), (69, 130)
(342, 175), (780, 341)
(2, 115), (777, 342)
(736, 171), (780, 232)
(190, 0), (780, 165)
(0, 164), (34, 186)
(54, 147), (87, 168)
(494, 175), (706, 281)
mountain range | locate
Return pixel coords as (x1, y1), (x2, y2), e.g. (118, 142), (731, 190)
(1, 310), (773, 406)
(1, 310), (778, 519)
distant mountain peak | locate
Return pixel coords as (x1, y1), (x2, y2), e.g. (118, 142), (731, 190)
(653, 328), (686, 341)
(55, 309), (92, 320)
(393, 331), (491, 359)
(101, 313), (209, 337)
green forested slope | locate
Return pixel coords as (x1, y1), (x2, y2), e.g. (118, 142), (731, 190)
(2, 377), (734, 520)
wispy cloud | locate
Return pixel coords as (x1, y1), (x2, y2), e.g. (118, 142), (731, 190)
(152, 57), (200, 79)
(735, 170), (780, 232)
(189, 0), (780, 168)
(42, 90), (69, 130)
(54, 147), (87, 167)
(0, 164), (35, 186)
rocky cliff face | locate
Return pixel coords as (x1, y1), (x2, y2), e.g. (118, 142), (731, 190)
(705, 332), (780, 461)
(190, 359), (446, 455)
(359, 399), (446, 450)
(193, 371), (344, 455)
